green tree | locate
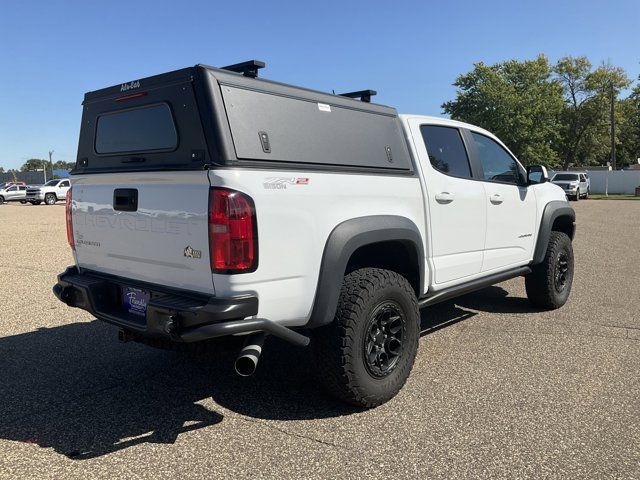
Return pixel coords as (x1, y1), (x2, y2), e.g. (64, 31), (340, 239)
(53, 160), (75, 170)
(0, 166), (5, 174)
(618, 77), (640, 167)
(554, 57), (631, 169)
(20, 158), (51, 173)
(442, 55), (564, 168)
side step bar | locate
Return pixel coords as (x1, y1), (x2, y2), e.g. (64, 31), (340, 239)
(419, 266), (531, 308)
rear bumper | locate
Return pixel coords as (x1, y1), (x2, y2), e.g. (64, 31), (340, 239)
(53, 266), (309, 347)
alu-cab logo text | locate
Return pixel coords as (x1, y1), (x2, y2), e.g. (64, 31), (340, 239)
(120, 80), (141, 92)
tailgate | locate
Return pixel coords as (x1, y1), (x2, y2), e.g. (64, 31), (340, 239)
(72, 171), (214, 294)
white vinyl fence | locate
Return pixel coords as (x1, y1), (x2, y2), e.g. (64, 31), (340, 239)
(583, 170), (640, 195)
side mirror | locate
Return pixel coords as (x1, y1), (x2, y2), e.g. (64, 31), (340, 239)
(527, 165), (549, 185)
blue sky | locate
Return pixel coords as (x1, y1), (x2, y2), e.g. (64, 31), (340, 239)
(0, 0), (638, 169)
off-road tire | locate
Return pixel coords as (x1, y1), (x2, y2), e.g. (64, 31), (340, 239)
(45, 193), (57, 205)
(313, 268), (420, 408)
(525, 231), (574, 310)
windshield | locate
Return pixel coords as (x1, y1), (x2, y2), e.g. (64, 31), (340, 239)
(553, 174), (579, 181)
(44, 180), (59, 186)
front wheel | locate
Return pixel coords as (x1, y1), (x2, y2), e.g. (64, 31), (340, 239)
(0, 196), (4, 205)
(313, 268), (420, 408)
(525, 231), (574, 309)
(44, 193), (57, 205)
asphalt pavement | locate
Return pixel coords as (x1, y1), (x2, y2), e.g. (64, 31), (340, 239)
(0, 200), (638, 479)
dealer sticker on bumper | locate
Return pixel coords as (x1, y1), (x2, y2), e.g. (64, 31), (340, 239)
(122, 287), (150, 317)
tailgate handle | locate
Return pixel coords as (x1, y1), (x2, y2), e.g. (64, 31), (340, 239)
(113, 189), (138, 212)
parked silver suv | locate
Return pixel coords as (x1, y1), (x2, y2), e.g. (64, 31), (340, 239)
(551, 172), (590, 201)
(0, 184), (27, 204)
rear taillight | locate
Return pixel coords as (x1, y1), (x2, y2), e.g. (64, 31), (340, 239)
(208, 188), (257, 273)
(66, 187), (74, 248)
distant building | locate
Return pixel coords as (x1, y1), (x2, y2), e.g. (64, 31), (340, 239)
(52, 169), (71, 178)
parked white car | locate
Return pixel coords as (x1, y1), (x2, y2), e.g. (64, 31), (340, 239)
(551, 172), (590, 200)
(26, 179), (71, 205)
(54, 61), (576, 407)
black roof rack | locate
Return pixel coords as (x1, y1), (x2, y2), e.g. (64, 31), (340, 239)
(221, 60), (266, 78)
(339, 89), (377, 103)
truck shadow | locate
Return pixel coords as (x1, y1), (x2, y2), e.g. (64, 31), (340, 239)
(420, 300), (477, 336)
(454, 285), (539, 314)
(0, 286), (529, 459)
(0, 321), (224, 460)
(418, 286), (537, 336)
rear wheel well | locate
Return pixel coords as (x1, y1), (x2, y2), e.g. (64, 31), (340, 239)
(551, 215), (575, 240)
(345, 241), (420, 297)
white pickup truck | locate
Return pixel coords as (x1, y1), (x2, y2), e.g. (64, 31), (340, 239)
(26, 179), (71, 205)
(54, 61), (575, 407)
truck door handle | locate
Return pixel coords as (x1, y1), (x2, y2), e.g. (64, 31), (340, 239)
(435, 192), (454, 204)
(489, 193), (503, 205)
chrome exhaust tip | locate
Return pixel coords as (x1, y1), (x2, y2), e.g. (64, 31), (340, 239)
(234, 333), (266, 377)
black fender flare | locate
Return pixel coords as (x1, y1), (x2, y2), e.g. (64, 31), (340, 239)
(306, 215), (425, 328)
(532, 201), (576, 264)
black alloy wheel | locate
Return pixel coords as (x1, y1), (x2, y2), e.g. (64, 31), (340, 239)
(554, 252), (570, 293)
(364, 301), (405, 378)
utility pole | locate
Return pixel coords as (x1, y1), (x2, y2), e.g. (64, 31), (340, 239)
(48, 150), (54, 174)
(610, 83), (616, 171)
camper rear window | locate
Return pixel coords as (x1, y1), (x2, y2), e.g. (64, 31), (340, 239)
(95, 104), (178, 154)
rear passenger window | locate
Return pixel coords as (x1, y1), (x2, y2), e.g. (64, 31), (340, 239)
(420, 125), (471, 178)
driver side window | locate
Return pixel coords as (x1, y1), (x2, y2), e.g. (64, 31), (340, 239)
(471, 132), (523, 185)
